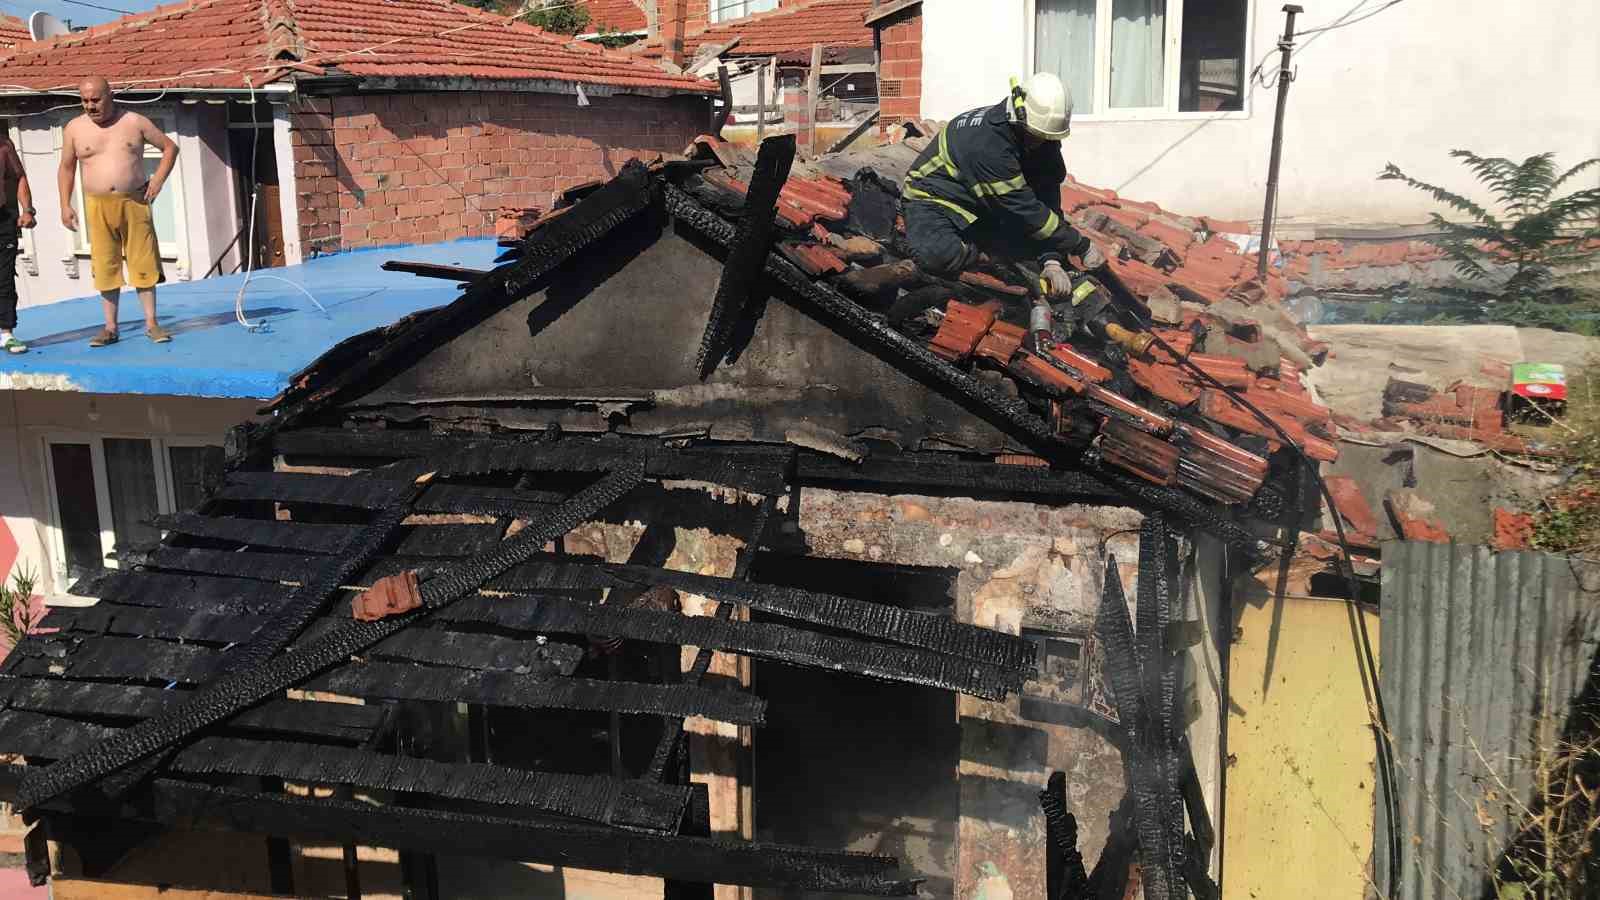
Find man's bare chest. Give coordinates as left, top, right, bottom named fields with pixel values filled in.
left=75, top=125, right=142, bottom=160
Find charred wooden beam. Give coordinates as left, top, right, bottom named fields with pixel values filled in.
left=380, top=261, right=490, bottom=282
left=0, top=766, right=917, bottom=895
left=96, top=571, right=294, bottom=616
left=15, top=463, right=645, bottom=811
left=697, top=134, right=795, bottom=378
left=495, top=559, right=1036, bottom=671
left=0, top=680, right=382, bottom=743
left=157, top=514, right=362, bottom=554
left=214, top=472, right=414, bottom=509
left=435, top=592, right=1021, bottom=700
left=145, top=547, right=323, bottom=583
left=307, top=662, right=766, bottom=726
left=0, top=712, right=689, bottom=833
left=1040, top=772, right=1089, bottom=900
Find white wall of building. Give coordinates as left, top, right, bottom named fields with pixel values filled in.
left=919, top=0, right=1600, bottom=228
left=7, top=101, right=246, bottom=311
left=0, top=390, right=260, bottom=599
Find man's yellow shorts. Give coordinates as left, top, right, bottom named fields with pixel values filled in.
left=85, top=191, right=163, bottom=293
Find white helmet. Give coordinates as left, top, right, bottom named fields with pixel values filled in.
left=1018, top=72, right=1072, bottom=140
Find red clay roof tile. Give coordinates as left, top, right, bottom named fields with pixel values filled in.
left=0, top=0, right=714, bottom=94
left=578, top=0, right=650, bottom=33
left=0, top=13, right=29, bottom=49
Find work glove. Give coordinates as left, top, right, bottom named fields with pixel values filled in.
left=1040, top=260, right=1073, bottom=298
left=1080, top=242, right=1107, bottom=270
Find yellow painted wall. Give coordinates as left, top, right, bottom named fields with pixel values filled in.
left=1223, top=592, right=1379, bottom=899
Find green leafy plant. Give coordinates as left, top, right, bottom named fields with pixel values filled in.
left=523, top=1, right=592, bottom=34
left=1532, top=359, right=1600, bottom=555
left=0, top=565, right=41, bottom=647
left=1380, top=151, right=1600, bottom=298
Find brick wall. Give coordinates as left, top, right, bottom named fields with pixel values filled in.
left=289, top=90, right=705, bottom=254
left=874, top=4, right=922, bottom=126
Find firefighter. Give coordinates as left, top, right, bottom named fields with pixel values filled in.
left=902, top=72, right=1105, bottom=299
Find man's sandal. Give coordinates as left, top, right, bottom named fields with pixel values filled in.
left=146, top=324, right=172, bottom=344
left=89, top=329, right=119, bottom=348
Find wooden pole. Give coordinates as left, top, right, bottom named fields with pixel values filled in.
left=756, top=59, right=767, bottom=142
left=805, top=43, right=823, bottom=155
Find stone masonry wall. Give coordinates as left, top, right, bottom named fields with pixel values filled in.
left=288, top=91, right=706, bottom=255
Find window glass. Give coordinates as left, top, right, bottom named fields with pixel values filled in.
left=168, top=445, right=225, bottom=512
left=709, top=0, right=776, bottom=24
left=1034, top=0, right=1097, bottom=110
left=50, top=443, right=104, bottom=581
left=1109, top=0, right=1166, bottom=108
left=1179, top=0, right=1247, bottom=111
left=103, top=438, right=161, bottom=556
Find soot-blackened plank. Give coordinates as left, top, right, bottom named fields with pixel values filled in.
left=44, top=604, right=265, bottom=645
left=290, top=625, right=583, bottom=677
left=174, top=737, right=691, bottom=832
left=145, top=548, right=322, bottom=584
left=498, top=561, right=1035, bottom=672
left=0, top=709, right=115, bottom=758
left=11, top=636, right=221, bottom=684
left=0, top=769, right=918, bottom=894
left=215, top=472, right=412, bottom=509
left=308, top=662, right=766, bottom=725
left=99, top=570, right=295, bottom=615
left=414, top=483, right=563, bottom=519
left=273, top=427, right=458, bottom=459
left=438, top=594, right=1020, bottom=700
left=160, top=514, right=362, bottom=554
left=0, top=681, right=381, bottom=743
left=391, top=523, right=505, bottom=558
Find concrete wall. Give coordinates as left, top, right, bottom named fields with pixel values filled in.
left=4, top=102, right=247, bottom=308
left=0, top=390, right=260, bottom=598
left=918, top=0, right=1600, bottom=228
left=288, top=90, right=708, bottom=256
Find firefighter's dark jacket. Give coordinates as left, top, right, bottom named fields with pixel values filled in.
left=904, top=100, right=1087, bottom=265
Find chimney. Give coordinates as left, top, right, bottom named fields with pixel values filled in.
left=662, top=0, right=687, bottom=69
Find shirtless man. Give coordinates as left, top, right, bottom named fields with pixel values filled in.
left=59, top=76, right=179, bottom=346
left=0, top=128, right=37, bottom=353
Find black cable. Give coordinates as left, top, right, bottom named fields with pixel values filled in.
left=1096, top=279, right=1404, bottom=898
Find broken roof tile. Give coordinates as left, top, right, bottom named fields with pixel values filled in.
left=632, top=0, right=874, bottom=63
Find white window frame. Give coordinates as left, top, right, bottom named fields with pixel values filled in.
left=39, top=432, right=223, bottom=589
left=52, top=109, right=188, bottom=261
left=1024, top=0, right=1256, bottom=123
left=708, top=0, right=778, bottom=24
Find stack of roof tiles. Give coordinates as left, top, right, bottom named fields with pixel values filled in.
left=0, top=0, right=715, bottom=94
left=631, top=0, right=873, bottom=63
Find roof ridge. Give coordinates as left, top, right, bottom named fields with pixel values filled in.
left=260, top=0, right=307, bottom=64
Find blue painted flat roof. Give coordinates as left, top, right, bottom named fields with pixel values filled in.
left=0, top=239, right=499, bottom=399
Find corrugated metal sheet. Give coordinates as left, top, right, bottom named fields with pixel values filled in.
left=1378, top=542, right=1600, bottom=900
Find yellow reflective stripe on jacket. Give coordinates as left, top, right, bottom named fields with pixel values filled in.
left=973, top=173, right=1028, bottom=198
left=904, top=187, right=979, bottom=224
left=1031, top=210, right=1061, bottom=240
left=937, top=127, right=959, bottom=178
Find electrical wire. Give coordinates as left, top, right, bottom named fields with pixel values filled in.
left=40, top=0, right=133, bottom=15
left=1095, top=281, right=1404, bottom=898
left=1293, top=0, right=1410, bottom=38
left=233, top=77, right=328, bottom=331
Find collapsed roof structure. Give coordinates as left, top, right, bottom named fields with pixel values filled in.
left=0, top=128, right=1352, bottom=896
